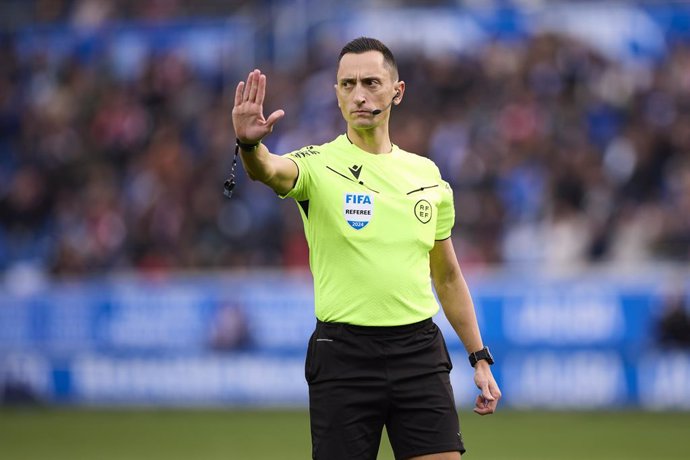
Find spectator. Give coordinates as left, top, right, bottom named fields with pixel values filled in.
left=0, top=18, right=689, bottom=276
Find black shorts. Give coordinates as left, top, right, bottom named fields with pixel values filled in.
left=305, top=318, right=465, bottom=460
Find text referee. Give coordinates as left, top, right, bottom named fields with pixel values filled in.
left=231, top=37, right=501, bottom=460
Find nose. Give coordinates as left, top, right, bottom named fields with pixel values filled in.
left=353, top=84, right=367, bottom=106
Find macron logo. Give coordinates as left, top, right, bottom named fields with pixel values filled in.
left=348, top=164, right=363, bottom=179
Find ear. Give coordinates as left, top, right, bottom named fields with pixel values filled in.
left=334, top=83, right=341, bottom=108
left=394, top=81, right=405, bottom=104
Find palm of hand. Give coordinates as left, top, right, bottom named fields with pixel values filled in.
left=232, top=69, right=285, bottom=144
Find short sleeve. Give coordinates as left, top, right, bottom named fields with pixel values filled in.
left=435, top=180, right=455, bottom=240
left=278, top=145, right=321, bottom=201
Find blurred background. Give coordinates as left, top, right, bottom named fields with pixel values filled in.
left=1, top=0, right=690, bottom=458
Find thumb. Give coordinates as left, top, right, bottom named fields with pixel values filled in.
left=265, top=109, right=285, bottom=130
left=480, top=383, right=495, bottom=401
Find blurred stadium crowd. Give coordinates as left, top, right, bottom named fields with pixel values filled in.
left=1, top=0, right=690, bottom=277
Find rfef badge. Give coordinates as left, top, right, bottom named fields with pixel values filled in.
left=414, top=199, right=432, bottom=224
left=343, top=193, right=373, bottom=230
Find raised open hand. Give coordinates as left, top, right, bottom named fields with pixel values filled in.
left=232, top=69, right=285, bottom=145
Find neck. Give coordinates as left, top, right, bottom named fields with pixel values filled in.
left=347, top=125, right=393, bottom=154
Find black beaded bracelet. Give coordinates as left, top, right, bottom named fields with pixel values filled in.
left=236, top=138, right=260, bottom=151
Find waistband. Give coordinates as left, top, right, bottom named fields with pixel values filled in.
left=316, top=318, right=433, bottom=336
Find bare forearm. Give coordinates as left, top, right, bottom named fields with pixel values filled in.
left=435, top=275, right=484, bottom=353
left=239, top=144, right=296, bottom=195
left=240, top=144, right=274, bottom=181
left=428, top=213, right=502, bottom=414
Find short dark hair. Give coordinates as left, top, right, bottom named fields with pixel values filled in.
left=338, top=37, right=398, bottom=79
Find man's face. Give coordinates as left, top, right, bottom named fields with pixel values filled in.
left=335, top=51, right=398, bottom=128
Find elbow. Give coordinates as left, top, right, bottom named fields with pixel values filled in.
left=432, top=266, right=462, bottom=294
left=432, top=263, right=459, bottom=285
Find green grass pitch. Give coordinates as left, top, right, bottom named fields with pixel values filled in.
left=1, top=408, right=688, bottom=459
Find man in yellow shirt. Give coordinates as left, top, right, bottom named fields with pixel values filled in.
left=232, top=36, right=501, bottom=460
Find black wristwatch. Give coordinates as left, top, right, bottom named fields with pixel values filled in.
left=468, top=346, right=494, bottom=367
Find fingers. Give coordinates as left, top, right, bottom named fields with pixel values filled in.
left=242, top=70, right=252, bottom=101
left=239, top=70, right=255, bottom=103
left=234, top=81, right=244, bottom=107
left=473, top=380, right=501, bottom=416
left=474, top=384, right=495, bottom=415
left=256, top=73, right=267, bottom=106
left=240, top=69, right=264, bottom=103
left=247, top=70, right=259, bottom=102
left=237, top=70, right=268, bottom=107
left=473, top=394, right=498, bottom=415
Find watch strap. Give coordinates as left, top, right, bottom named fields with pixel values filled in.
left=468, top=346, right=494, bottom=367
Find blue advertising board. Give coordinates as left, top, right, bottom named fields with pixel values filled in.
left=1, top=270, right=688, bottom=409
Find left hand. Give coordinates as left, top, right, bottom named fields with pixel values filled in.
left=473, top=360, right=501, bottom=415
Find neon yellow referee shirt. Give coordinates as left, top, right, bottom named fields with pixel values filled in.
left=281, top=134, right=455, bottom=326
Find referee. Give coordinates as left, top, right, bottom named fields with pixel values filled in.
left=231, top=37, right=501, bottom=460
